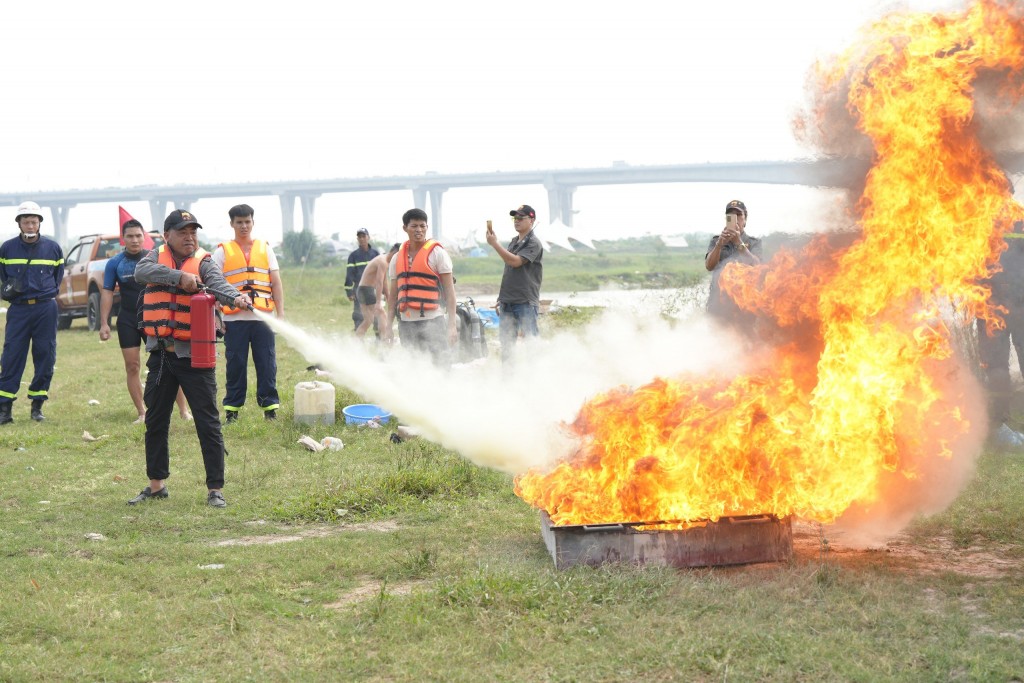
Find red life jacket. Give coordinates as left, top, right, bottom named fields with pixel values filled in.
left=141, top=246, right=210, bottom=340
left=396, top=240, right=442, bottom=316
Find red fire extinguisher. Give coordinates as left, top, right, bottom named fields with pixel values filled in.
left=190, top=288, right=218, bottom=369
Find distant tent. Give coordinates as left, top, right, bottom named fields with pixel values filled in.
left=658, top=234, right=690, bottom=248
left=539, top=220, right=576, bottom=252
left=456, top=229, right=480, bottom=251
left=468, top=246, right=488, bottom=258
left=563, top=219, right=597, bottom=250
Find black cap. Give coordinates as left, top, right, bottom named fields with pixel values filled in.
left=164, top=209, right=203, bottom=231
left=510, top=204, right=536, bottom=218
left=356, top=228, right=369, bottom=236
left=725, top=199, right=747, bottom=216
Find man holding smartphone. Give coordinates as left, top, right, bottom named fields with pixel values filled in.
left=705, top=199, right=761, bottom=325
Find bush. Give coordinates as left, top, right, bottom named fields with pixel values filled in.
left=282, top=230, right=330, bottom=266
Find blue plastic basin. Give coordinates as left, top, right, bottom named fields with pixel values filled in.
left=342, top=404, right=392, bottom=425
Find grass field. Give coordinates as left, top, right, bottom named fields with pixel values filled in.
left=1, top=258, right=1023, bottom=682
left=451, top=237, right=709, bottom=294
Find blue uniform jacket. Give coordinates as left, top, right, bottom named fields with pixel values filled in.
left=0, top=236, right=65, bottom=303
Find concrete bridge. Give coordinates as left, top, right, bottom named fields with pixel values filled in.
left=0, top=155, right=1019, bottom=244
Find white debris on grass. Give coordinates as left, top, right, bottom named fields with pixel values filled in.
left=396, top=425, right=420, bottom=441
left=297, top=435, right=325, bottom=452
left=84, top=533, right=106, bottom=541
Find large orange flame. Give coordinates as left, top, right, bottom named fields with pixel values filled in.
left=516, top=0, right=1024, bottom=528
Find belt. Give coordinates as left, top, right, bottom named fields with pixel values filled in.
left=15, top=298, right=54, bottom=305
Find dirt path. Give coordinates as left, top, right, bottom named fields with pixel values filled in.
left=791, top=521, right=1021, bottom=578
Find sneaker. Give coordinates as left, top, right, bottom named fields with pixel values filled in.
left=127, top=486, right=169, bottom=505
left=207, top=490, right=227, bottom=508
left=264, top=409, right=277, bottom=421
left=224, top=411, right=239, bottom=425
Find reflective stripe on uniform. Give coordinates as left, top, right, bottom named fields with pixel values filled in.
left=0, top=258, right=64, bottom=266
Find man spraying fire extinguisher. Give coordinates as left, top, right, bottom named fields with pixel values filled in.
left=127, top=209, right=252, bottom=509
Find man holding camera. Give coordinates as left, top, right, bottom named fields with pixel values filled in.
left=0, top=201, right=64, bottom=424
left=705, top=199, right=762, bottom=325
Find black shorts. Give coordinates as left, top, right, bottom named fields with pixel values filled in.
left=117, top=320, right=144, bottom=349
left=357, top=286, right=377, bottom=306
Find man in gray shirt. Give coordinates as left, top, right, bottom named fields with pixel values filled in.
left=128, top=209, right=252, bottom=509
left=486, top=204, right=544, bottom=363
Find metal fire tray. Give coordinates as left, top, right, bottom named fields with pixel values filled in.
left=540, top=510, right=792, bottom=569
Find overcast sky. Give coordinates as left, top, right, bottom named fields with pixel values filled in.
left=0, top=0, right=959, bottom=245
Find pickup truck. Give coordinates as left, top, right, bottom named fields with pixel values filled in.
left=57, top=232, right=163, bottom=330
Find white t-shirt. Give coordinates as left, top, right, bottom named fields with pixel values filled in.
left=387, top=243, right=453, bottom=322
left=212, top=240, right=280, bottom=322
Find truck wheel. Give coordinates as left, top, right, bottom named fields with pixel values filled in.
left=87, top=291, right=102, bottom=332
left=57, top=314, right=72, bottom=331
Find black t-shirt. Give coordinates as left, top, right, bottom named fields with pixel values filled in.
left=497, top=231, right=544, bottom=306
left=705, top=233, right=763, bottom=319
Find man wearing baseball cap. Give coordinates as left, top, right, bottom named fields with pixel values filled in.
left=486, top=204, right=544, bottom=364
left=345, top=228, right=380, bottom=332
left=704, top=199, right=761, bottom=326
left=128, top=209, right=252, bottom=509
left=0, top=201, right=64, bottom=425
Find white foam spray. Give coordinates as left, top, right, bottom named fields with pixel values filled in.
left=255, top=308, right=741, bottom=474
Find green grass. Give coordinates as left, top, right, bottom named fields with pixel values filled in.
left=1, top=257, right=1023, bottom=681
left=453, top=239, right=708, bottom=294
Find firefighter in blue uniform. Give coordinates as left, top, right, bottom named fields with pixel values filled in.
left=0, top=201, right=65, bottom=424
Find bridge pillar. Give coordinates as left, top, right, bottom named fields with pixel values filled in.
left=409, top=186, right=446, bottom=237
left=412, top=187, right=427, bottom=210
left=429, top=187, right=447, bottom=239
left=299, top=194, right=319, bottom=233
left=278, top=194, right=296, bottom=234
left=49, top=203, right=74, bottom=245
left=545, top=183, right=576, bottom=227
left=174, top=198, right=197, bottom=213
left=149, top=200, right=169, bottom=229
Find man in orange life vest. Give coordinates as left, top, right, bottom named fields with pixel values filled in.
left=383, top=208, right=458, bottom=366
left=212, top=204, right=285, bottom=423
left=128, top=210, right=252, bottom=509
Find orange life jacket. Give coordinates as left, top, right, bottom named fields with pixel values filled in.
left=141, top=246, right=210, bottom=340
left=219, top=239, right=275, bottom=314
left=396, top=240, right=442, bottom=316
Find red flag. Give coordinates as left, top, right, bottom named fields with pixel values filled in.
left=118, top=205, right=155, bottom=250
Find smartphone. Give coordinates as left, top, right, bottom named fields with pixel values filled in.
left=486, top=220, right=493, bottom=232
left=725, top=214, right=736, bottom=226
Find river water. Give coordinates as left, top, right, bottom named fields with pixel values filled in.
left=467, top=284, right=711, bottom=318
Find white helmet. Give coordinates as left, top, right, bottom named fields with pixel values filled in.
left=15, top=201, right=44, bottom=223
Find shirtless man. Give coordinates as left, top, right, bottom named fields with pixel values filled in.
left=355, top=243, right=400, bottom=339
